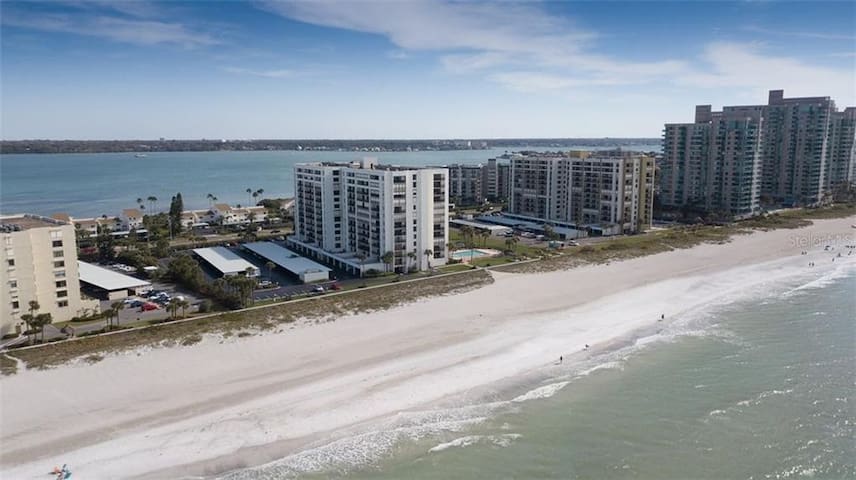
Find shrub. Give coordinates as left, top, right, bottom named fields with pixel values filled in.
left=197, top=300, right=212, bottom=313
left=181, top=334, right=202, bottom=346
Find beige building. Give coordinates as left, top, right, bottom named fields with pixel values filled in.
left=508, top=150, right=654, bottom=235
left=1, top=214, right=99, bottom=337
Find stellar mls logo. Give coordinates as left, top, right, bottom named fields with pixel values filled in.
left=789, top=232, right=855, bottom=249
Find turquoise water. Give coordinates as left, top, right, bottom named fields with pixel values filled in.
left=451, top=249, right=490, bottom=260
left=0, top=145, right=660, bottom=217
left=221, top=266, right=855, bottom=480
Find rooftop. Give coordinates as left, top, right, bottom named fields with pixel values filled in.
left=78, top=261, right=152, bottom=291
left=243, top=242, right=331, bottom=275
left=193, top=247, right=259, bottom=275
left=0, top=214, right=69, bottom=232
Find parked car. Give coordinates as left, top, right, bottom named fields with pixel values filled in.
left=312, top=285, right=325, bottom=293
left=140, top=302, right=159, bottom=311
left=130, top=300, right=144, bottom=308
left=329, top=283, right=342, bottom=291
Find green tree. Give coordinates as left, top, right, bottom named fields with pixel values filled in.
left=505, top=236, right=518, bottom=254
left=544, top=224, right=559, bottom=241
left=169, top=193, right=184, bottom=236
left=407, top=251, right=417, bottom=272
left=178, top=299, right=190, bottom=318
left=32, top=313, right=52, bottom=342
left=109, top=300, right=124, bottom=330
left=154, top=236, right=170, bottom=258
left=20, top=313, right=34, bottom=343
left=424, top=248, right=434, bottom=270
left=168, top=298, right=180, bottom=319
left=381, top=251, right=394, bottom=273
left=265, top=261, right=276, bottom=280
left=246, top=188, right=252, bottom=206
left=147, top=195, right=158, bottom=213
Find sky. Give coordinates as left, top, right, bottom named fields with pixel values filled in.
left=1, top=1, right=854, bottom=140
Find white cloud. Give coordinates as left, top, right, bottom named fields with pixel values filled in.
left=257, top=0, right=854, bottom=104
left=679, top=42, right=856, bottom=104
left=2, top=9, right=219, bottom=48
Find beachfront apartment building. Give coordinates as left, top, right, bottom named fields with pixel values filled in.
left=443, top=158, right=511, bottom=206
left=448, top=164, right=484, bottom=205
left=508, top=150, right=655, bottom=235
left=661, top=105, right=765, bottom=217
left=661, top=90, right=855, bottom=216
left=290, top=158, right=449, bottom=275
left=826, top=107, right=856, bottom=191
left=1, top=214, right=99, bottom=337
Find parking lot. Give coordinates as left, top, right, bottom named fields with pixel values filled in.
left=105, top=280, right=205, bottom=326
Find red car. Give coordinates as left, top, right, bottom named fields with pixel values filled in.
left=140, top=302, right=159, bottom=311
left=329, top=283, right=342, bottom=291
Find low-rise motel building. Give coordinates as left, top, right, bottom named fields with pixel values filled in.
left=1, top=214, right=100, bottom=337
left=290, top=158, right=449, bottom=275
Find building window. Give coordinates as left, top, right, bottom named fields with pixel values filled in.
left=56, top=280, right=67, bottom=288
left=10, top=280, right=18, bottom=289
left=54, top=260, right=65, bottom=268
left=7, top=259, right=14, bottom=267
left=52, top=240, right=63, bottom=248
left=58, top=300, right=69, bottom=308
left=55, top=270, right=66, bottom=278
left=50, top=230, right=62, bottom=239
left=56, top=290, right=68, bottom=298
left=53, top=250, right=64, bottom=258
left=12, top=301, right=20, bottom=310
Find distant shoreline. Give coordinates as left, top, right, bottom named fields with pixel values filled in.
left=0, top=138, right=661, bottom=155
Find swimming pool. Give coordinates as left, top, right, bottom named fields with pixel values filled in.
left=451, top=249, right=491, bottom=260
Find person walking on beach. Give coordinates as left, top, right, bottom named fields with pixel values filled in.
left=559, top=355, right=563, bottom=364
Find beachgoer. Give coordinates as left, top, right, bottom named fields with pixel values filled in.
left=559, top=356, right=563, bottom=364
left=584, top=344, right=590, bottom=350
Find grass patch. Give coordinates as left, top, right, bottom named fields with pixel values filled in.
left=496, top=203, right=856, bottom=274
left=8, top=269, right=494, bottom=372
left=438, top=263, right=476, bottom=272
left=180, top=334, right=203, bottom=346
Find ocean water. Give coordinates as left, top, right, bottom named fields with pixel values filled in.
left=221, top=264, right=855, bottom=480
left=0, top=145, right=659, bottom=218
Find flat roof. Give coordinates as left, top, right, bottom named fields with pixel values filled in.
left=193, top=247, right=259, bottom=275
left=1, top=214, right=68, bottom=231
left=450, top=218, right=512, bottom=230
left=243, top=242, right=331, bottom=275
left=78, top=261, right=152, bottom=291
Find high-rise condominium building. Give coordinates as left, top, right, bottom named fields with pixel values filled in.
left=448, top=164, right=484, bottom=205
left=290, top=158, right=448, bottom=275
left=1, top=215, right=98, bottom=337
left=827, top=107, right=856, bottom=191
left=662, top=105, right=764, bottom=217
left=661, top=90, right=855, bottom=216
left=508, top=150, right=655, bottom=235
left=442, top=158, right=511, bottom=206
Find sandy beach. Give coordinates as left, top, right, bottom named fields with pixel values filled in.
left=2, top=216, right=854, bottom=479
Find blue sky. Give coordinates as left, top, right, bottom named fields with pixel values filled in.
left=1, top=1, right=854, bottom=139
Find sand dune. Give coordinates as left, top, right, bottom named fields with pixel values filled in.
left=1, top=217, right=854, bottom=479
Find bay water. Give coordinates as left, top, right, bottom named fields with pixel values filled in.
left=0, top=146, right=659, bottom=218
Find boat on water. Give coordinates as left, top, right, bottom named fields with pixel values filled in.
left=134, top=153, right=147, bottom=158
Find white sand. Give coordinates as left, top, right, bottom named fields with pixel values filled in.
left=1, top=217, right=854, bottom=479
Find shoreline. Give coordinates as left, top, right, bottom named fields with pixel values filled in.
left=1, top=216, right=854, bottom=479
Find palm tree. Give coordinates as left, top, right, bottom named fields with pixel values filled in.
left=20, top=313, right=34, bottom=343
left=479, top=230, right=490, bottom=247
left=246, top=188, right=253, bottom=206
left=265, top=261, right=276, bottom=280
left=424, top=248, right=434, bottom=270
left=178, top=299, right=190, bottom=318
left=255, top=188, right=264, bottom=200
left=407, top=251, right=417, bottom=272
left=505, top=236, right=518, bottom=254
left=168, top=298, right=180, bottom=319
left=147, top=196, right=157, bottom=213
left=109, top=300, right=124, bottom=330
left=381, top=251, right=394, bottom=273
left=32, top=313, right=52, bottom=342
left=355, top=252, right=366, bottom=278
left=206, top=193, right=216, bottom=207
